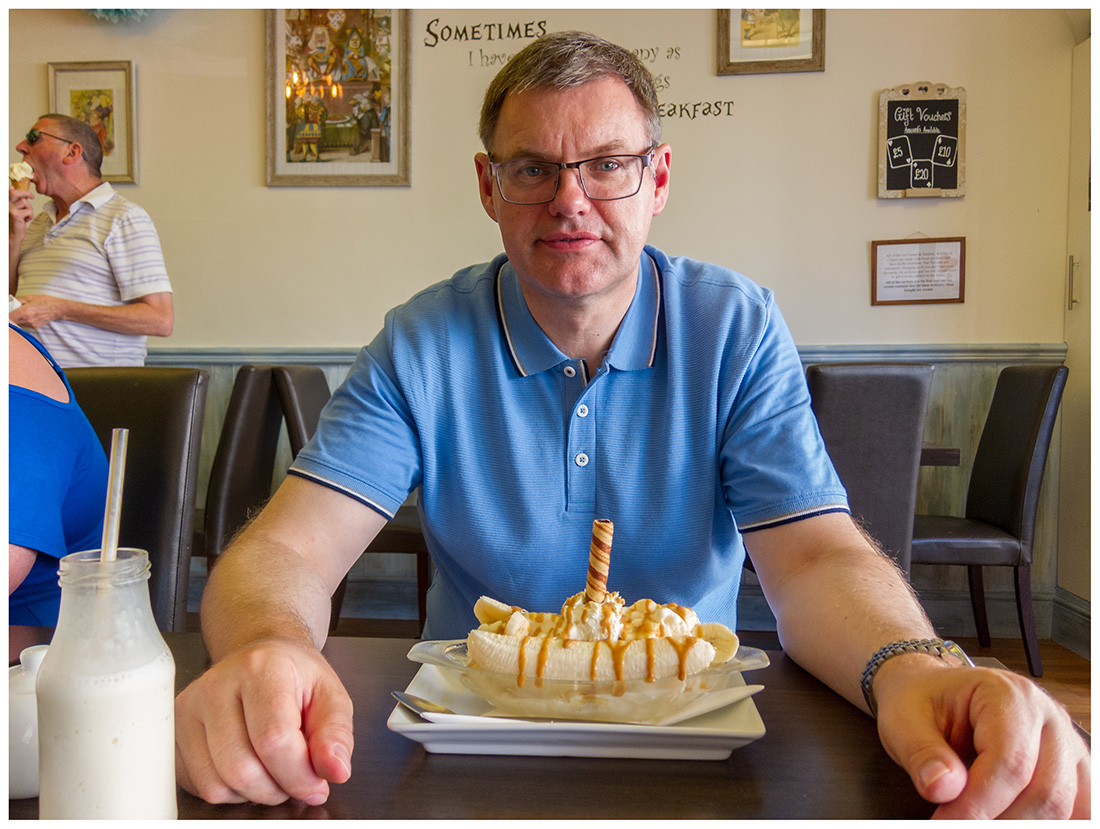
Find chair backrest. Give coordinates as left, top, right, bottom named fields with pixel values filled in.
left=66, top=367, right=209, bottom=632
left=272, top=365, right=331, bottom=456
left=274, top=364, right=430, bottom=634
left=966, top=365, right=1068, bottom=552
left=200, top=365, right=284, bottom=562
left=805, top=362, right=934, bottom=575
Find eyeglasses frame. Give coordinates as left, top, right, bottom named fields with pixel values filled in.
left=488, top=149, right=657, bottom=205
left=25, top=128, right=76, bottom=147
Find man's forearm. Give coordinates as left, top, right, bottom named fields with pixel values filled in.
left=197, top=475, right=387, bottom=663
left=9, top=241, right=21, bottom=294
left=52, top=293, right=173, bottom=336
left=749, top=513, right=936, bottom=710
left=200, top=532, right=334, bottom=662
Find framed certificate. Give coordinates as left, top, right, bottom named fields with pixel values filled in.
left=871, top=237, right=965, bottom=305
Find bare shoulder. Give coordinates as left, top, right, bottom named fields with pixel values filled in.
left=8, top=327, right=68, bottom=401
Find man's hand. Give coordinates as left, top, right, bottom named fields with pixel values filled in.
left=874, top=659, right=1090, bottom=819
left=9, top=186, right=33, bottom=235
left=9, top=294, right=65, bottom=328
left=9, top=187, right=33, bottom=293
left=174, top=638, right=354, bottom=806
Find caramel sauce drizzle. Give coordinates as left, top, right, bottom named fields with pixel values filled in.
left=510, top=598, right=700, bottom=686
left=517, top=635, right=529, bottom=688
left=669, top=636, right=698, bottom=681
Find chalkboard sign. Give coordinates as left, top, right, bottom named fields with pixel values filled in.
left=878, top=82, right=966, bottom=198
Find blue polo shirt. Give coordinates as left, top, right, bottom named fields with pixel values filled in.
left=291, top=245, right=847, bottom=638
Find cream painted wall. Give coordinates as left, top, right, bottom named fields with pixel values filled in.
left=9, top=9, right=1077, bottom=349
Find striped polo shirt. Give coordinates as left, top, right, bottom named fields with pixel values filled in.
left=291, top=246, right=848, bottom=638
left=16, top=183, right=172, bottom=367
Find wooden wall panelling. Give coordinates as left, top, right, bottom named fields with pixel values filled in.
left=151, top=344, right=1078, bottom=641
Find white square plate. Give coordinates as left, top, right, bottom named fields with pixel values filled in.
left=386, top=664, right=766, bottom=760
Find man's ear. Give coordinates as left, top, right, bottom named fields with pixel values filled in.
left=651, top=143, right=672, bottom=217
left=474, top=152, right=500, bottom=223
left=62, top=142, right=85, bottom=167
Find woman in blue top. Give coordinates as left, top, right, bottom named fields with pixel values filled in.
left=9, top=322, right=108, bottom=624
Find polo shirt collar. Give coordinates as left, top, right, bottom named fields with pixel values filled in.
left=496, top=251, right=661, bottom=378
left=43, top=182, right=115, bottom=221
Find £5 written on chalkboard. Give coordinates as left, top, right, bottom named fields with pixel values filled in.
left=878, top=82, right=966, bottom=198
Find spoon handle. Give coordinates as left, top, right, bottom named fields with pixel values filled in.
left=391, top=691, right=528, bottom=724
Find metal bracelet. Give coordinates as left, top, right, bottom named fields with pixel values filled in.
left=860, top=638, right=974, bottom=718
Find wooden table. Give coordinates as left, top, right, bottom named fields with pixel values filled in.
left=9, top=627, right=935, bottom=820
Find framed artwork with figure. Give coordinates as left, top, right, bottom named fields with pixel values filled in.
left=265, top=9, right=410, bottom=186
left=717, top=10, right=825, bottom=75
left=48, top=60, right=136, bottom=184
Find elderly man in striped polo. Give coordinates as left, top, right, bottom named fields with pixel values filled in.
left=9, top=113, right=173, bottom=367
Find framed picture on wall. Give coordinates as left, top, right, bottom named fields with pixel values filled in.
left=871, top=237, right=966, bottom=305
left=717, top=10, right=825, bottom=75
left=47, top=60, right=136, bottom=183
left=265, top=9, right=410, bottom=187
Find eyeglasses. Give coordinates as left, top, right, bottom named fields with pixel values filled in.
left=489, top=151, right=655, bottom=205
left=25, top=128, right=75, bottom=147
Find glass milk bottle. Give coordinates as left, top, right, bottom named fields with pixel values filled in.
left=36, top=548, right=177, bottom=819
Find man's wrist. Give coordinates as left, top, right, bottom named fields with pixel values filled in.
left=861, top=638, right=974, bottom=718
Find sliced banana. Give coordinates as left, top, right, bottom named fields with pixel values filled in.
left=699, top=622, right=740, bottom=666
left=473, top=595, right=515, bottom=625
left=468, top=629, right=718, bottom=682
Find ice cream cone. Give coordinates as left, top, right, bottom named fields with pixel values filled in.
left=584, top=519, right=614, bottom=604
left=10, top=162, right=34, bottom=191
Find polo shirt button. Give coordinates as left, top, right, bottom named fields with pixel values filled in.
left=564, top=366, right=576, bottom=378
left=575, top=452, right=589, bottom=467
left=577, top=405, right=589, bottom=418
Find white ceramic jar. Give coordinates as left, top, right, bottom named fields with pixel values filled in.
left=9, top=644, right=48, bottom=799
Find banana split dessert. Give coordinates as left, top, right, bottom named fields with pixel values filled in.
left=467, top=519, right=740, bottom=687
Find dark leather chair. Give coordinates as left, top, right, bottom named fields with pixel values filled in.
left=66, top=367, right=209, bottom=632
left=805, top=362, right=934, bottom=577
left=273, top=365, right=430, bottom=636
left=193, top=365, right=284, bottom=565
left=911, top=364, right=1068, bottom=677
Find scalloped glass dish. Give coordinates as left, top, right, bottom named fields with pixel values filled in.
left=407, top=639, right=770, bottom=724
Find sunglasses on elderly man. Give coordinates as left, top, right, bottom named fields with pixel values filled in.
left=25, top=128, right=75, bottom=146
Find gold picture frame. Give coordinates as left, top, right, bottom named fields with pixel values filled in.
left=717, top=10, right=825, bottom=75
left=265, top=9, right=410, bottom=187
left=47, top=60, right=136, bottom=184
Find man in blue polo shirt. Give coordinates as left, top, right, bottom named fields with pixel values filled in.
left=175, top=31, right=1089, bottom=819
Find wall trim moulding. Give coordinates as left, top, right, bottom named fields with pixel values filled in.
left=147, top=342, right=1069, bottom=367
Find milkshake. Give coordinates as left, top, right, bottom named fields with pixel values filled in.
left=36, top=549, right=177, bottom=819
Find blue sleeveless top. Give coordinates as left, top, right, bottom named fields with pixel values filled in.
left=9, top=324, right=109, bottom=624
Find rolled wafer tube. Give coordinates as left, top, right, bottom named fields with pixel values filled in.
left=584, top=519, right=614, bottom=603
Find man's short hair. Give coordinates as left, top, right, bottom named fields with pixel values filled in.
left=478, top=30, right=662, bottom=154
left=39, top=113, right=104, bottom=177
